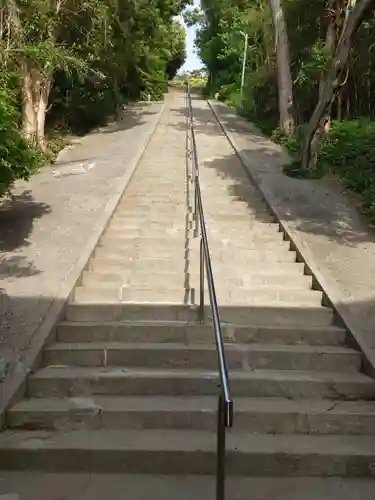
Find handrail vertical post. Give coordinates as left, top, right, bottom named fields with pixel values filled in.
left=216, top=394, right=226, bottom=500
left=199, top=237, right=205, bottom=323
left=194, top=178, right=199, bottom=237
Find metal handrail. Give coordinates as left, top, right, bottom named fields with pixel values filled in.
left=185, top=83, right=233, bottom=500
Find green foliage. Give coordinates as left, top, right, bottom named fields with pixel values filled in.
left=0, top=0, right=189, bottom=194
left=191, top=0, right=375, bottom=221
left=48, top=71, right=124, bottom=134
left=0, top=84, right=42, bottom=195
left=317, top=120, right=375, bottom=220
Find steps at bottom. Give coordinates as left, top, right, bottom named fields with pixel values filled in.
left=2, top=429, right=375, bottom=476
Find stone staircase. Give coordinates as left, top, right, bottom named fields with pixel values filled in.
left=2, top=91, right=375, bottom=479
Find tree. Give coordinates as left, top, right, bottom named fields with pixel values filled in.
left=0, top=0, right=190, bottom=150
left=0, top=0, right=189, bottom=194
left=269, top=0, right=295, bottom=135
left=2, top=0, right=107, bottom=151
left=165, top=22, right=187, bottom=80
left=301, top=0, right=375, bottom=171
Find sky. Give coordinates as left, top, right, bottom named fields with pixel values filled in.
left=179, top=0, right=203, bottom=72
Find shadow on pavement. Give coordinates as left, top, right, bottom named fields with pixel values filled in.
left=0, top=191, right=51, bottom=252
left=203, top=149, right=375, bottom=248
left=91, top=105, right=158, bottom=136
left=0, top=191, right=51, bottom=279
left=191, top=102, right=375, bottom=248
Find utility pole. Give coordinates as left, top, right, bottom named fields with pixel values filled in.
left=239, top=31, right=248, bottom=108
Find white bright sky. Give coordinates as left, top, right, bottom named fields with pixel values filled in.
left=179, top=0, right=203, bottom=72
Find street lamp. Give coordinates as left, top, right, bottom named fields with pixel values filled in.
left=239, top=31, right=248, bottom=109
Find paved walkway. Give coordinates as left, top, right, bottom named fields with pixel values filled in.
left=190, top=97, right=323, bottom=313
left=74, top=91, right=190, bottom=304
left=2, top=89, right=363, bottom=384
left=2, top=90, right=375, bottom=498
left=66, top=91, right=332, bottom=332
left=0, top=102, right=163, bottom=385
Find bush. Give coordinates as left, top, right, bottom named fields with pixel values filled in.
left=0, top=87, right=42, bottom=197
left=48, top=72, right=124, bottom=135
left=271, top=126, right=300, bottom=154
left=240, top=67, right=279, bottom=136
left=317, top=119, right=375, bottom=220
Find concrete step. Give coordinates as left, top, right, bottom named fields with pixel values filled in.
left=124, top=187, right=187, bottom=194
left=118, top=200, right=191, bottom=210
left=73, top=286, right=187, bottom=304
left=99, top=236, right=189, bottom=249
left=102, top=233, right=187, bottom=246
left=199, top=199, right=265, bottom=210
left=88, top=258, right=306, bottom=277
left=27, top=366, right=375, bottom=399
left=65, top=303, right=334, bottom=326
left=100, top=232, right=286, bottom=249
left=206, top=231, right=286, bottom=243
left=111, top=214, right=189, bottom=224
left=2, top=429, right=375, bottom=476
left=110, top=218, right=279, bottom=231
left=95, top=246, right=296, bottom=263
left=56, top=321, right=347, bottom=346
left=104, top=227, right=187, bottom=239
left=42, top=342, right=360, bottom=372
left=73, top=286, right=323, bottom=306
left=8, top=396, right=375, bottom=435
left=200, top=186, right=262, bottom=198
left=0, top=473, right=374, bottom=500
left=108, top=219, right=188, bottom=232
left=205, top=219, right=280, bottom=230
left=122, top=196, right=186, bottom=204
left=125, top=183, right=187, bottom=189
left=89, top=257, right=188, bottom=274
left=115, top=206, right=188, bottom=215
left=118, top=199, right=258, bottom=211
left=88, top=257, right=304, bottom=275
left=105, top=226, right=282, bottom=242
left=113, top=212, right=274, bottom=224
left=95, top=246, right=188, bottom=261
left=81, top=271, right=189, bottom=288
left=99, top=235, right=289, bottom=251
left=198, top=249, right=297, bottom=264
left=104, top=227, right=285, bottom=244
left=205, top=227, right=283, bottom=240
left=118, top=204, right=189, bottom=214
left=205, top=212, right=275, bottom=223
left=94, top=246, right=188, bottom=260
left=81, top=270, right=312, bottom=289
left=196, top=287, right=321, bottom=305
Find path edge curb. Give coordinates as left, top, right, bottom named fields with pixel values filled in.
left=0, top=100, right=166, bottom=425
left=208, top=99, right=375, bottom=377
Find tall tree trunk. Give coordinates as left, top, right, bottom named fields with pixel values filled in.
left=21, top=63, right=38, bottom=145
left=36, top=79, right=52, bottom=152
left=21, top=63, right=52, bottom=152
left=269, top=0, right=295, bottom=136
left=301, top=0, right=375, bottom=172
left=337, top=89, right=343, bottom=120
left=320, top=0, right=339, bottom=133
